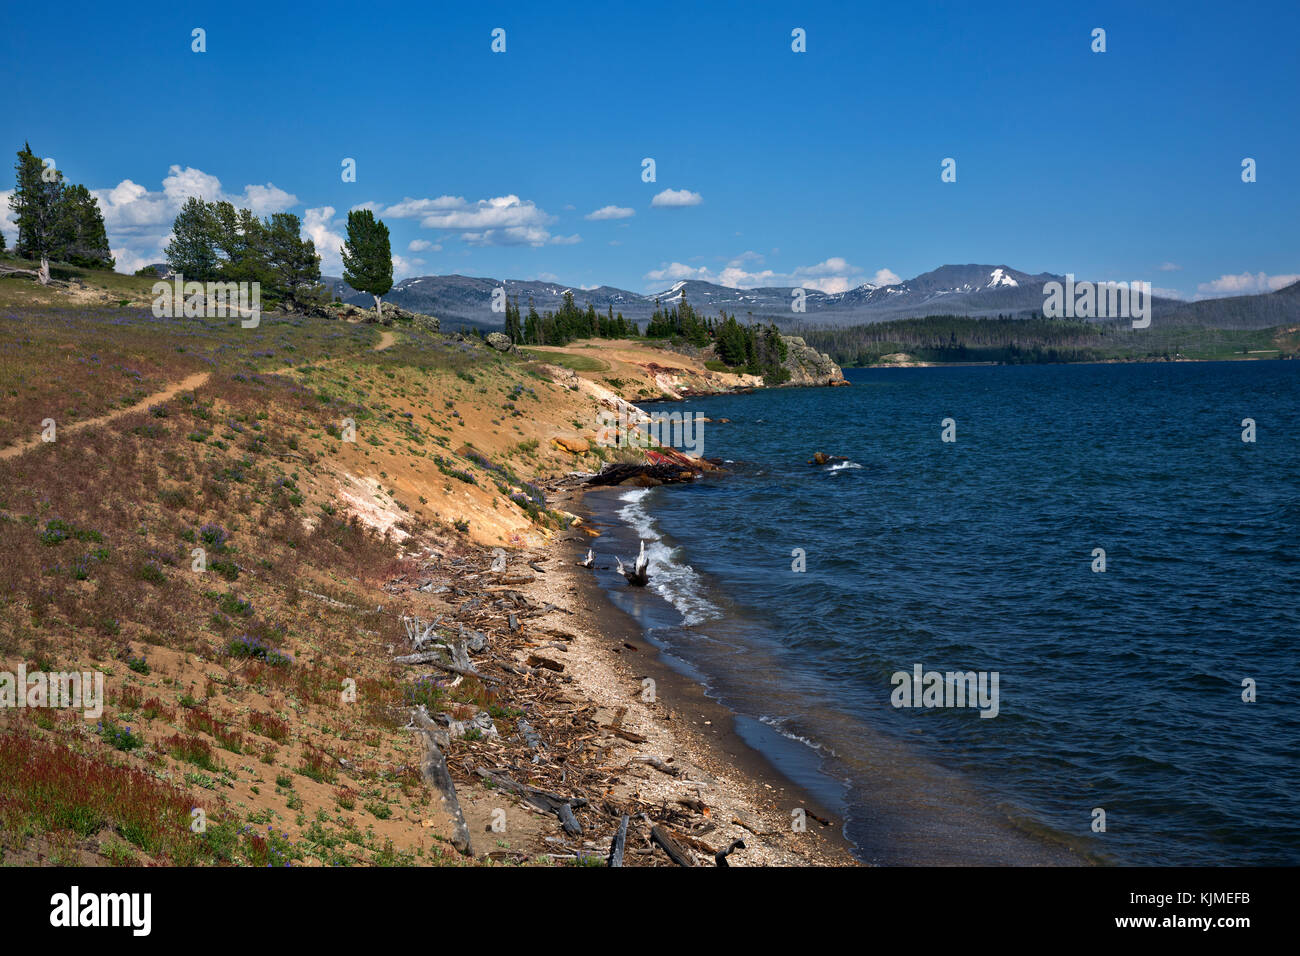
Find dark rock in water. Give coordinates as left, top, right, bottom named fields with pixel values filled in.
left=809, top=452, right=848, bottom=465
left=585, top=463, right=700, bottom=487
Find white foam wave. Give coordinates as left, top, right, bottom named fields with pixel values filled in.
left=758, top=715, right=837, bottom=757
left=826, top=460, right=862, bottom=472
left=616, top=488, right=722, bottom=627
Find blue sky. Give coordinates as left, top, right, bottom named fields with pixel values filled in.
left=3, top=0, right=1296, bottom=299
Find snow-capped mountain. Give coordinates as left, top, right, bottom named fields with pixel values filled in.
left=323, top=264, right=1188, bottom=330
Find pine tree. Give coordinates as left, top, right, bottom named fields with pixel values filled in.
left=504, top=296, right=523, bottom=343
left=165, top=197, right=222, bottom=281
left=341, top=208, right=393, bottom=318
left=264, top=212, right=321, bottom=307
left=10, top=143, right=63, bottom=281
left=524, top=298, right=540, bottom=344
left=54, top=184, right=113, bottom=269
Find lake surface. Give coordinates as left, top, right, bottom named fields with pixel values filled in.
left=586, top=361, right=1300, bottom=865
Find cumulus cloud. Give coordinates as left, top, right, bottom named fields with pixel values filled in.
left=408, top=239, right=440, bottom=252
left=80, top=165, right=298, bottom=273
left=159, top=165, right=296, bottom=215
left=650, top=188, right=702, bottom=208
left=303, top=206, right=348, bottom=275
left=585, top=205, right=635, bottom=220
left=383, top=194, right=563, bottom=246
left=644, top=262, right=709, bottom=283
left=111, top=247, right=155, bottom=275
left=0, top=190, right=16, bottom=244
left=644, top=254, right=880, bottom=294
left=1196, top=271, right=1300, bottom=297
left=391, top=255, right=425, bottom=280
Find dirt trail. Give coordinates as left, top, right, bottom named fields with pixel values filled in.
left=0, top=371, right=211, bottom=460
left=1, top=330, right=394, bottom=460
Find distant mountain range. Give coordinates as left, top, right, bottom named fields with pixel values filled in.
left=322, top=264, right=1300, bottom=332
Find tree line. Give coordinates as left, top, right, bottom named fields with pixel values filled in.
left=646, top=292, right=789, bottom=382
left=166, top=201, right=394, bottom=317
left=799, top=314, right=1130, bottom=365
left=5, top=143, right=114, bottom=273
left=164, top=197, right=327, bottom=311
left=504, top=288, right=790, bottom=383
left=503, top=290, right=640, bottom=346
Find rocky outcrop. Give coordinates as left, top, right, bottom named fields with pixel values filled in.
left=780, top=336, right=847, bottom=386
left=319, top=300, right=440, bottom=331
left=552, top=436, right=590, bottom=455
left=485, top=332, right=514, bottom=352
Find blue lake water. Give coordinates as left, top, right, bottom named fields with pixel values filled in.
left=587, top=361, right=1300, bottom=865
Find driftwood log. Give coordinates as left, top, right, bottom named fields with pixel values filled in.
left=392, top=649, right=498, bottom=684
left=475, top=767, right=586, bottom=835
left=650, top=825, right=695, bottom=867
left=584, top=463, right=700, bottom=487
left=633, top=755, right=681, bottom=777
left=608, top=815, right=630, bottom=867
left=716, top=838, right=746, bottom=867
left=412, top=708, right=473, bottom=856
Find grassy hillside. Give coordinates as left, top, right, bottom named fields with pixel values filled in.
left=0, top=277, right=673, bottom=865
left=0, top=267, right=789, bottom=866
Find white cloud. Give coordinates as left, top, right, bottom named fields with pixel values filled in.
left=585, top=205, right=635, bottom=220
left=1159, top=262, right=1181, bottom=272
left=408, top=239, right=440, bottom=252
left=1196, top=271, right=1300, bottom=297
left=384, top=194, right=560, bottom=246
left=391, top=255, right=425, bottom=280
left=111, top=247, right=155, bottom=275
left=644, top=262, right=709, bottom=283
left=0, top=190, right=16, bottom=243
left=160, top=165, right=296, bottom=215
left=78, top=165, right=298, bottom=273
left=303, top=206, right=348, bottom=276
left=644, top=254, right=881, bottom=294
left=650, top=188, right=702, bottom=208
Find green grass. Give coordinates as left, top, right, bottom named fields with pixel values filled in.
left=519, top=348, right=608, bottom=372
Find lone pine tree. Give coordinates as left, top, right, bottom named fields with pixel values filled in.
left=341, top=208, right=393, bottom=319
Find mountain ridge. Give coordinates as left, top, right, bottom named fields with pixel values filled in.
left=322, top=264, right=1295, bottom=332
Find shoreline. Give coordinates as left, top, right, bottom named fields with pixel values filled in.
left=843, top=353, right=1296, bottom=370
left=532, top=480, right=860, bottom=866
left=571, top=395, right=1097, bottom=867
